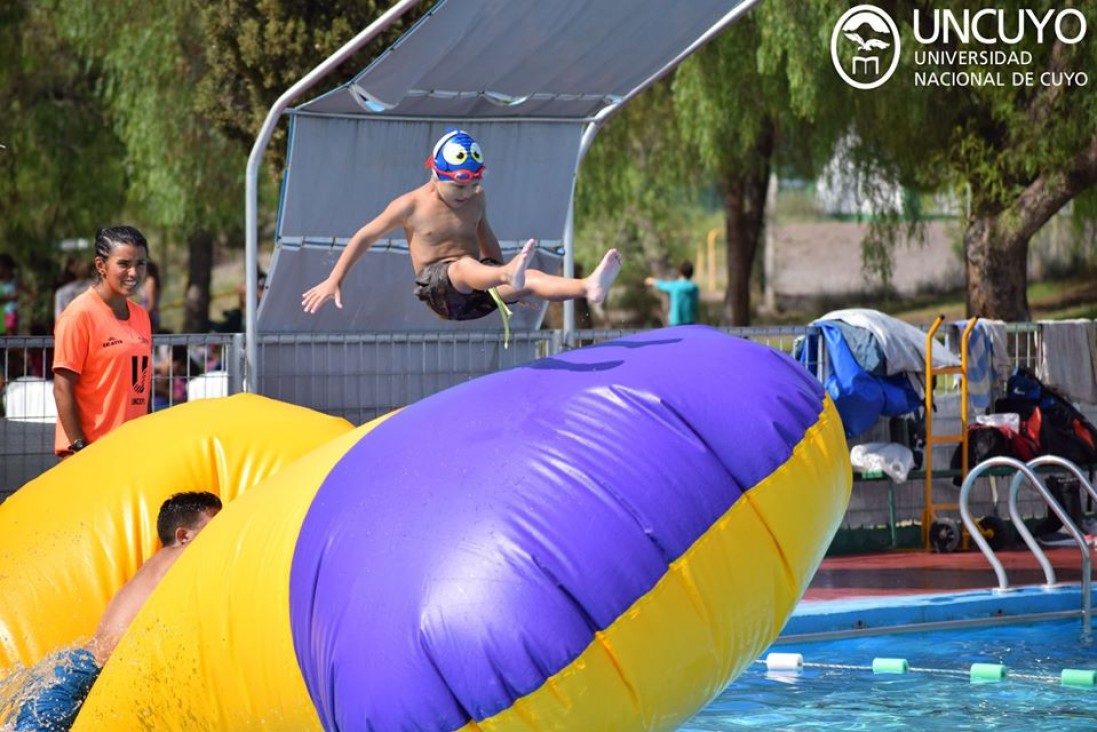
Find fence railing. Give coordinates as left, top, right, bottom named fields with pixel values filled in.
left=0, top=322, right=1070, bottom=518
left=1, top=333, right=243, bottom=496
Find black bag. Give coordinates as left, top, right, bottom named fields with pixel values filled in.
left=1032, top=475, right=1084, bottom=536
left=1003, top=367, right=1097, bottom=465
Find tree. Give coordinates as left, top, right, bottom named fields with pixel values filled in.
left=587, top=2, right=1097, bottom=326
left=580, top=5, right=848, bottom=327
left=46, top=0, right=246, bottom=332
left=197, top=1, right=427, bottom=172
left=575, top=79, right=703, bottom=325
left=673, top=24, right=780, bottom=327
left=39, top=1, right=425, bottom=334
left=839, top=1, right=1097, bottom=320
left=0, top=2, right=127, bottom=330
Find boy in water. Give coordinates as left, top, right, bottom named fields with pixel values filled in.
left=13, top=491, right=222, bottom=731
left=301, top=129, right=622, bottom=321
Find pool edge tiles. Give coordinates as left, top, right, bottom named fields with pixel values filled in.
left=781, top=584, right=1097, bottom=640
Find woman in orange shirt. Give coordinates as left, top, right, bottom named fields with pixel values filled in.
left=52, top=226, right=153, bottom=457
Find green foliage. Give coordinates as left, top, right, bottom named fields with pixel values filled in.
left=0, top=1, right=127, bottom=328
left=45, top=0, right=244, bottom=234
left=197, top=0, right=426, bottom=169
left=674, top=16, right=775, bottom=176
left=575, top=79, right=704, bottom=278
left=848, top=0, right=1097, bottom=214
left=575, top=7, right=850, bottom=324
left=778, top=0, right=1097, bottom=305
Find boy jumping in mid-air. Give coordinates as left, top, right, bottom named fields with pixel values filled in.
left=301, top=129, right=622, bottom=321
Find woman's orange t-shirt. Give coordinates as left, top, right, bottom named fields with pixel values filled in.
left=52, top=288, right=152, bottom=453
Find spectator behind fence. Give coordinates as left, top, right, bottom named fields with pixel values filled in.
left=54, top=259, right=95, bottom=321
left=152, top=343, right=194, bottom=411
left=0, top=252, right=20, bottom=334
left=645, top=260, right=700, bottom=326
left=52, top=226, right=153, bottom=458
left=11, top=491, right=222, bottom=732
left=211, top=270, right=266, bottom=334
left=139, top=259, right=162, bottom=332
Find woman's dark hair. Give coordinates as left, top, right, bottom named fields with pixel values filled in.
left=156, top=491, right=222, bottom=545
left=94, top=226, right=148, bottom=261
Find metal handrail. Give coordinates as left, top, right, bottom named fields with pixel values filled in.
left=1009, top=455, right=1095, bottom=640
left=959, top=455, right=1092, bottom=640
left=959, top=457, right=1041, bottom=593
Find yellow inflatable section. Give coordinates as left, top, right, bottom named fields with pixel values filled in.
left=0, top=394, right=354, bottom=675
left=72, top=413, right=396, bottom=731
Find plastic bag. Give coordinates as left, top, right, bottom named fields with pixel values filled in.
left=851, top=442, right=916, bottom=483
left=976, top=412, right=1020, bottom=433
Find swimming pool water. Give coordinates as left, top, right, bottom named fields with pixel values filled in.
left=685, top=619, right=1097, bottom=731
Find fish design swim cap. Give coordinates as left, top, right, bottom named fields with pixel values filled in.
left=427, top=129, right=485, bottom=183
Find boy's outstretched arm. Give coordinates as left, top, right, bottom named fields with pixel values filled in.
left=302, top=197, right=410, bottom=313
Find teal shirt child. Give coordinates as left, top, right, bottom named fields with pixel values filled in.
left=653, top=279, right=700, bottom=325
left=647, top=261, right=700, bottom=326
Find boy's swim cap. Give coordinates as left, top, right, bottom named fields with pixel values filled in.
left=427, top=129, right=485, bottom=183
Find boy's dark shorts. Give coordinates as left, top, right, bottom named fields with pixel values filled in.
left=14, top=647, right=102, bottom=731
left=414, top=258, right=502, bottom=321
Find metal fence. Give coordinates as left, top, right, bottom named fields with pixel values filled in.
left=1, top=333, right=243, bottom=497
left=255, top=331, right=561, bottom=425
left=0, top=321, right=1083, bottom=535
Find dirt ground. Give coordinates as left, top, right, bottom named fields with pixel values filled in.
left=768, top=220, right=964, bottom=302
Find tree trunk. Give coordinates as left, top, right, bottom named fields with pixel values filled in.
left=722, top=121, right=775, bottom=326
left=963, top=217, right=1031, bottom=321
left=965, top=136, right=1097, bottom=320
left=182, top=229, right=214, bottom=333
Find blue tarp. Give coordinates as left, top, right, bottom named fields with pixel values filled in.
left=798, top=322, right=921, bottom=438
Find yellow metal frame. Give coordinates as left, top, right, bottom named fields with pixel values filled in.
left=921, top=315, right=979, bottom=549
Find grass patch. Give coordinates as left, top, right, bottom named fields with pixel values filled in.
left=755, top=272, right=1097, bottom=326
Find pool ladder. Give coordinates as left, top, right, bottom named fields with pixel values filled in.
left=958, top=455, right=1095, bottom=640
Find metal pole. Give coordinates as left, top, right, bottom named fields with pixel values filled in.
left=558, top=0, right=761, bottom=348
left=561, top=121, right=603, bottom=347
left=244, top=0, right=423, bottom=391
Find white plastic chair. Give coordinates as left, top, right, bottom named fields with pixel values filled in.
left=186, top=371, right=229, bottom=401
left=2, top=378, right=58, bottom=423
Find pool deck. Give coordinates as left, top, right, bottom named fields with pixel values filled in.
left=786, top=546, right=1096, bottom=639
left=804, top=546, right=1093, bottom=602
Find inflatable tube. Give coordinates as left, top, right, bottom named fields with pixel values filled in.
left=7, top=326, right=851, bottom=730
left=0, top=394, right=355, bottom=674
left=92, top=326, right=848, bottom=729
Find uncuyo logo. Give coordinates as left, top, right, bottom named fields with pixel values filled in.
left=831, top=4, right=902, bottom=89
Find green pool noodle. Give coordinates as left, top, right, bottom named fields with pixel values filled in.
left=1061, top=669, right=1097, bottom=687
left=872, top=658, right=909, bottom=674
left=970, top=662, right=1007, bottom=682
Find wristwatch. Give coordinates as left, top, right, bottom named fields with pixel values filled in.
left=69, top=438, right=88, bottom=453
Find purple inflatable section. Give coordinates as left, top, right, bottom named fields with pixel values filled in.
left=289, top=326, right=825, bottom=730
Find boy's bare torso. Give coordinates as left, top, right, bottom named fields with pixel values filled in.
left=400, top=181, right=486, bottom=274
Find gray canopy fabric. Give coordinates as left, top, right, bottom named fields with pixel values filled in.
left=276, top=118, right=581, bottom=244
left=259, top=0, right=757, bottom=334
left=299, top=0, right=752, bottom=119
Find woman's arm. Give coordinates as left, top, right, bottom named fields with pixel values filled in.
left=53, top=368, right=86, bottom=447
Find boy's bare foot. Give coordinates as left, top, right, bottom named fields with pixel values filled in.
left=502, top=239, right=536, bottom=292
left=585, top=249, right=622, bottom=304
